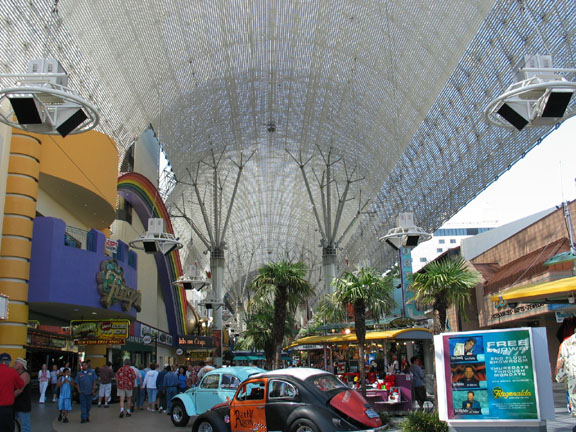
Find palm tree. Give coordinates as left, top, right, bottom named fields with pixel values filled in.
left=410, top=255, right=480, bottom=410
left=330, top=267, right=395, bottom=396
left=236, top=301, right=297, bottom=369
left=410, top=255, right=480, bottom=335
left=249, top=260, right=314, bottom=369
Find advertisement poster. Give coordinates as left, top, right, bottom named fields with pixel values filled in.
left=443, top=329, right=538, bottom=420
left=71, top=320, right=130, bottom=345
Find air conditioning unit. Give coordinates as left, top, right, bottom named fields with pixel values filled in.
left=514, top=54, right=554, bottom=82
left=26, top=59, right=68, bottom=86
left=396, top=212, right=415, bottom=229
left=147, top=218, right=165, bottom=234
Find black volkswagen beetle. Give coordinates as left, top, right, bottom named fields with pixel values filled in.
left=191, top=368, right=387, bottom=432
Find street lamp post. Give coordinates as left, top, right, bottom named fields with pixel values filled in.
left=143, top=333, right=158, bottom=365
left=379, top=213, right=431, bottom=318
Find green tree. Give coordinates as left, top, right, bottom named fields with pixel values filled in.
left=410, top=255, right=481, bottom=412
left=330, top=267, right=395, bottom=396
left=249, top=260, right=314, bottom=369
left=236, top=301, right=297, bottom=369
left=410, top=256, right=480, bottom=335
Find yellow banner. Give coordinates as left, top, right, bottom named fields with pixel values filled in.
left=71, top=320, right=130, bottom=344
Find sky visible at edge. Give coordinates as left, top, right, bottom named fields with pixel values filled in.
left=447, top=116, right=576, bottom=227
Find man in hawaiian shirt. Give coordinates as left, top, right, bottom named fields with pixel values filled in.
left=116, top=358, right=137, bottom=418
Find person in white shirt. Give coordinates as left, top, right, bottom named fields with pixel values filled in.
left=142, top=363, right=159, bottom=411
left=388, top=355, right=399, bottom=374
left=197, top=360, right=215, bottom=381
left=38, top=364, right=50, bottom=403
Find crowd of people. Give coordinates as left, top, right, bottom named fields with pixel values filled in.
left=0, top=353, right=216, bottom=431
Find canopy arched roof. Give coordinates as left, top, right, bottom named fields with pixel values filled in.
left=2, top=0, right=575, bottom=306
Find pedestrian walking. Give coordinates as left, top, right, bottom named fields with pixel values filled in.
left=49, top=364, right=59, bottom=402
left=97, top=361, right=114, bottom=407
left=57, top=368, right=74, bottom=423
left=116, top=358, right=137, bottom=418
left=38, top=363, right=50, bottom=403
left=13, top=358, right=31, bottom=432
left=130, top=363, right=141, bottom=412
left=163, top=366, right=179, bottom=415
left=137, top=365, right=147, bottom=410
left=410, top=356, right=427, bottom=410
left=156, top=364, right=168, bottom=413
left=75, top=361, right=97, bottom=423
left=142, top=363, right=158, bottom=411
left=0, top=353, right=25, bottom=432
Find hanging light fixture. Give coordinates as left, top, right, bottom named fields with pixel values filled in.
left=485, top=55, right=576, bottom=131
left=0, top=59, right=99, bottom=137
left=173, top=264, right=211, bottom=291
left=199, top=293, right=224, bottom=310
left=379, top=213, right=432, bottom=250
left=379, top=212, right=431, bottom=319
left=129, top=218, right=183, bottom=256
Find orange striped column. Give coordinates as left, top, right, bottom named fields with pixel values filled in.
left=0, top=132, right=40, bottom=360
left=84, top=345, right=107, bottom=368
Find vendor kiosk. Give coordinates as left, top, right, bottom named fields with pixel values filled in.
left=286, top=327, right=433, bottom=413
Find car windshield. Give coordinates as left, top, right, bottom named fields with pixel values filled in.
left=308, top=374, right=347, bottom=392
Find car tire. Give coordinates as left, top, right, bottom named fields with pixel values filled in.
left=170, top=400, right=190, bottom=427
left=193, top=412, right=227, bottom=432
left=290, top=418, right=320, bottom=432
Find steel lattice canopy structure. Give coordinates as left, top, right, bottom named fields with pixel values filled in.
left=2, top=1, right=576, bottom=308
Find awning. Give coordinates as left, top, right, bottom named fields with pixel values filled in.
left=315, top=317, right=421, bottom=331
left=285, top=327, right=432, bottom=349
left=233, top=355, right=262, bottom=361
left=490, top=276, right=576, bottom=304
left=233, top=354, right=291, bottom=361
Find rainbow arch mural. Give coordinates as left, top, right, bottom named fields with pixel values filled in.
left=118, top=172, right=188, bottom=336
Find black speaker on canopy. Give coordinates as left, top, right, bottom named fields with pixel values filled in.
left=385, top=239, right=399, bottom=251
left=9, top=96, right=43, bottom=124
left=497, top=103, right=529, bottom=131
left=541, top=91, right=573, bottom=118
left=143, top=240, right=158, bottom=253
left=404, top=235, right=421, bottom=247
left=56, top=108, right=88, bottom=137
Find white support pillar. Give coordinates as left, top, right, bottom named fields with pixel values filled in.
left=211, top=252, right=224, bottom=367
left=323, top=247, right=337, bottom=294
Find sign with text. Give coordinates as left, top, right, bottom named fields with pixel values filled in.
left=105, top=238, right=118, bottom=254
left=438, top=328, right=540, bottom=421
left=140, top=324, right=172, bottom=346
left=97, top=259, right=142, bottom=312
left=71, top=320, right=129, bottom=345
left=178, top=335, right=214, bottom=349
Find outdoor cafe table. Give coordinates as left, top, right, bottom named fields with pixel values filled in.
left=363, top=375, right=413, bottom=413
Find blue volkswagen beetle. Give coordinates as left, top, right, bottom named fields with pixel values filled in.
left=170, top=366, right=265, bottom=427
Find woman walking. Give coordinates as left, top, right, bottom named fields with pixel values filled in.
left=38, top=364, right=50, bottom=403
left=143, top=363, right=159, bottom=411
left=49, top=364, right=59, bottom=402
